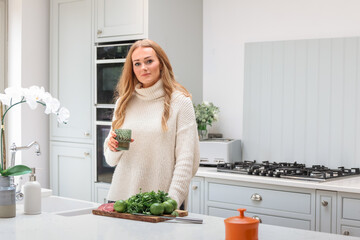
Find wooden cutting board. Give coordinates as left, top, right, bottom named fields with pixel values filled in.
left=92, top=203, right=188, bottom=223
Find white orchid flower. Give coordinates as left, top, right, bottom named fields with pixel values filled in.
left=4, top=86, right=24, bottom=104
left=203, top=101, right=210, bottom=106
left=57, top=107, right=70, bottom=124
left=0, top=93, right=11, bottom=106
left=42, top=93, right=60, bottom=114
left=23, top=86, right=47, bottom=110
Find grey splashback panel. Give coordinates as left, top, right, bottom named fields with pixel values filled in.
left=244, top=37, right=360, bottom=168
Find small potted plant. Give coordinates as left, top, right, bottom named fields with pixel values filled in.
left=194, top=101, right=219, bottom=140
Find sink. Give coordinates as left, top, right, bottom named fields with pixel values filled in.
left=17, top=195, right=100, bottom=217
left=41, top=196, right=100, bottom=217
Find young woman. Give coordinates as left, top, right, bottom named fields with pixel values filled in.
left=104, top=39, right=199, bottom=207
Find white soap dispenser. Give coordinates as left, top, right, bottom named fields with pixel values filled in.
left=23, top=168, right=41, bottom=215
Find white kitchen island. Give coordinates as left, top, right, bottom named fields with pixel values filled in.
left=1, top=196, right=359, bottom=240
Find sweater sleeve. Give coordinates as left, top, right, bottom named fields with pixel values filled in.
left=103, top=99, right=125, bottom=167
left=167, top=97, right=200, bottom=206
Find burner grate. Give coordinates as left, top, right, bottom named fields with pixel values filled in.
left=216, top=160, right=360, bottom=182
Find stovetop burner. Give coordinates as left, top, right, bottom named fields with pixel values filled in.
left=217, top=161, right=360, bottom=182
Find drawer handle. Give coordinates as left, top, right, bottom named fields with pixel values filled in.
left=97, top=29, right=103, bottom=35
left=84, top=132, right=90, bottom=137
left=251, top=193, right=262, bottom=201
left=343, top=231, right=350, bottom=236
left=84, top=152, right=90, bottom=157
left=321, top=200, right=328, bottom=207
left=252, top=215, right=262, bottom=223
left=192, top=186, right=198, bottom=190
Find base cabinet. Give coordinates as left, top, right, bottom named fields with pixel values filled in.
left=315, top=190, right=337, bottom=233
left=50, top=142, right=94, bottom=202
left=337, top=192, right=360, bottom=237
left=204, top=178, right=316, bottom=231
left=187, top=177, right=204, bottom=214
left=95, top=182, right=110, bottom=204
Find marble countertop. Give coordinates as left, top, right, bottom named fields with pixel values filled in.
left=196, top=167, right=360, bottom=194
left=1, top=198, right=359, bottom=240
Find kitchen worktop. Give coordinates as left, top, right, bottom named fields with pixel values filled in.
left=196, top=167, right=360, bottom=194
left=1, top=195, right=359, bottom=240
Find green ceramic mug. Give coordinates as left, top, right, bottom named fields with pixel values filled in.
left=114, top=129, right=132, bottom=151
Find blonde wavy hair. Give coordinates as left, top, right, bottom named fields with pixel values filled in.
left=112, top=39, right=191, bottom=131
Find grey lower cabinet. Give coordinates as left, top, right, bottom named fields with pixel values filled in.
left=94, top=182, right=110, bottom=204
left=203, top=178, right=316, bottom=230
left=337, top=192, right=360, bottom=237
left=50, top=142, right=94, bottom=202
left=315, top=190, right=337, bottom=233
left=187, top=177, right=205, bottom=214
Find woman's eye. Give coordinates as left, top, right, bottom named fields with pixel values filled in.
left=134, top=62, right=140, bottom=67
left=146, top=59, right=153, bottom=64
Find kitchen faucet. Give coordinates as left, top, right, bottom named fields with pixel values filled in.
left=9, top=141, right=41, bottom=201
left=10, top=141, right=41, bottom=168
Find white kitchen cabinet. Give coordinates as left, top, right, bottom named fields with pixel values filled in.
left=315, top=190, right=337, bottom=233
left=94, top=0, right=203, bottom=104
left=204, top=178, right=316, bottom=230
left=95, top=182, right=110, bottom=204
left=50, top=0, right=93, bottom=144
left=50, top=142, right=94, bottom=202
left=187, top=177, right=204, bottom=214
left=337, top=192, right=360, bottom=237
left=95, top=0, right=147, bottom=42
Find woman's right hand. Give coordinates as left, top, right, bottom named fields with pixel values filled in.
left=107, top=131, right=119, bottom=152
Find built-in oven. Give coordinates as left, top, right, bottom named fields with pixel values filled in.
left=95, top=41, right=134, bottom=183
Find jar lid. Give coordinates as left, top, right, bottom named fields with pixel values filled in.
left=224, top=208, right=259, bottom=225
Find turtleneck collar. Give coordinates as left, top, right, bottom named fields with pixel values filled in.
left=134, top=79, right=165, bottom=101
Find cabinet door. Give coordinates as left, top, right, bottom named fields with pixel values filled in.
left=50, top=0, right=93, bottom=143
left=95, top=0, right=148, bottom=42
left=187, top=177, right=204, bottom=214
left=50, top=142, right=94, bottom=202
left=95, top=182, right=110, bottom=204
left=316, top=190, right=337, bottom=233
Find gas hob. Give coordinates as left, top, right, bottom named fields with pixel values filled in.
left=217, top=161, right=360, bottom=182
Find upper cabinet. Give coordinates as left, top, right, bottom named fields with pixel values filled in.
left=94, top=0, right=203, bottom=104
left=95, top=0, right=148, bottom=42
left=50, top=0, right=93, bottom=144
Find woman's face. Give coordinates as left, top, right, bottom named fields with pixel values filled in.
left=132, top=47, right=161, bottom=88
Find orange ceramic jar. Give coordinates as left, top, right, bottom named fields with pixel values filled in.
left=224, top=208, right=259, bottom=240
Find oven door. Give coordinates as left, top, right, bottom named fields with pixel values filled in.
left=96, top=124, right=114, bottom=183
left=96, top=61, right=124, bottom=105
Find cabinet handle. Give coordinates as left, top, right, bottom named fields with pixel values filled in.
left=250, top=193, right=262, bottom=201
left=84, top=152, right=90, bottom=157
left=252, top=215, right=262, bottom=223
left=84, top=132, right=90, bottom=137
left=97, top=29, right=102, bottom=35
left=192, top=186, right=198, bottom=190
left=321, top=200, right=328, bottom=207
left=343, top=231, right=350, bottom=236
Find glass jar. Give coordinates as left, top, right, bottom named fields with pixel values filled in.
left=197, top=123, right=208, bottom=141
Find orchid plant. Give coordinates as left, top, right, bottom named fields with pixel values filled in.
left=0, top=86, right=70, bottom=176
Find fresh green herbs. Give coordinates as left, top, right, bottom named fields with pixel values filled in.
left=124, top=189, right=170, bottom=215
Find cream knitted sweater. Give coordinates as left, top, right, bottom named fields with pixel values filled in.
left=104, top=80, right=200, bottom=206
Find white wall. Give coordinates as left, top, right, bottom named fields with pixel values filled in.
left=0, top=0, right=5, bottom=92
left=203, top=0, right=360, bottom=139
left=7, top=0, right=49, bottom=187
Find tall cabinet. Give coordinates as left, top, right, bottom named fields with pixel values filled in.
left=50, top=0, right=203, bottom=203
left=49, top=0, right=94, bottom=201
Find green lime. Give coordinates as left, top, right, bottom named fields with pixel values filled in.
left=150, top=203, right=164, bottom=216
left=166, top=199, right=178, bottom=210
left=163, top=201, right=174, bottom=214
left=114, top=200, right=127, bottom=213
